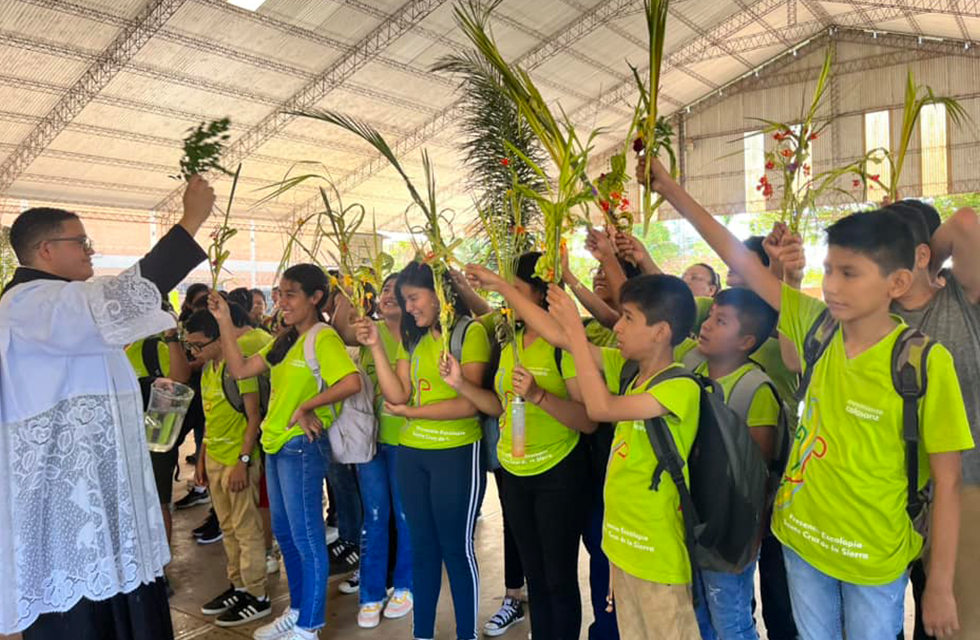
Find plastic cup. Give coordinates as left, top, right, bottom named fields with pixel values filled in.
left=145, top=381, right=195, bottom=452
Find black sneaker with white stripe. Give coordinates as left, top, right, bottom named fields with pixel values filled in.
left=328, top=539, right=360, bottom=575
left=483, top=596, right=525, bottom=637
left=200, top=585, right=240, bottom=616
left=215, top=592, right=271, bottom=627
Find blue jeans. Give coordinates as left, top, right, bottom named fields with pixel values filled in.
left=326, top=459, right=362, bottom=544
left=397, top=442, right=486, bottom=640
left=356, top=444, right=413, bottom=605
left=695, top=561, right=760, bottom=640
left=783, top=545, right=908, bottom=640
left=266, top=435, right=331, bottom=631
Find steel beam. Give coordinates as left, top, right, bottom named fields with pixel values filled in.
left=152, top=0, right=447, bottom=215
left=0, top=0, right=187, bottom=195
left=284, top=0, right=646, bottom=223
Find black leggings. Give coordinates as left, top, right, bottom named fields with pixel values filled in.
left=493, top=468, right=526, bottom=591
left=499, top=441, right=589, bottom=640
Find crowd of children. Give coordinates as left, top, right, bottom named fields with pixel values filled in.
left=134, top=154, right=978, bottom=640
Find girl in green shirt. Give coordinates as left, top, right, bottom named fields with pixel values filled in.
left=211, top=264, right=362, bottom=640
left=447, top=253, right=596, bottom=640
left=333, top=273, right=415, bottom=627
left=354, top=261, right=490, bottom=640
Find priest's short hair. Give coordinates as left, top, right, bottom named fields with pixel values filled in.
left=9, top=207, right=79, bottom=264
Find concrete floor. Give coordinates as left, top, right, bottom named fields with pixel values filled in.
left=2, top=441, right=916, bottom=640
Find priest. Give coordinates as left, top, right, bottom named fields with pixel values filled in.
left=0, top=176, right=215, bottom=639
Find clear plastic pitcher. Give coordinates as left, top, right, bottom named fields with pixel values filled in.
left=145, top=381, right=195, bottom=452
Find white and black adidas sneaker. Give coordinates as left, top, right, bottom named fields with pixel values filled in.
left=200, top=585, right=241, bottom=616
left=215, top=592, right=271, bottom=627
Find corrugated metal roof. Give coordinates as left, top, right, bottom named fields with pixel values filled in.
left=0, top=0, right=975, bottom=231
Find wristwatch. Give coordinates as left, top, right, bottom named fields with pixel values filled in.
left=238, top=453, right=252, bottom=466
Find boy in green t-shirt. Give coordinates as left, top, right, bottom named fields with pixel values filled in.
left=680, top=288, right=781, bottom=640
left=536, top=273, right=703, bottom=640
left=644, top=155, right=974, bottom=640
left=184, top=310, right=272, bottom=628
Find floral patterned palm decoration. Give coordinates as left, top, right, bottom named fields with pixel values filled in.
left=752, top=50, right=871, bottom=236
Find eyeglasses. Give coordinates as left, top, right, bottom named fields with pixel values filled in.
left=184, top=337, right=217, bottom=353
left=37, top=235, right=94, bottom=252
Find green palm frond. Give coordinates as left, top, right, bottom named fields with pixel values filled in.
left=292, top=108, right=459, bottom=354
left=889, top=70, right=974, bottom=201
left=207, top=163, right=241, bottom=289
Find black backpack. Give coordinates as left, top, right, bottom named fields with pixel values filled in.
left=220, top=362, right=272, bottom=418
left=680, top=350, right=793, bottom=507
left=620, top=361, right=771, bottom=575
left=797, top=309, right=935, bottom=532
left=142, top=336, right=164, bottom=379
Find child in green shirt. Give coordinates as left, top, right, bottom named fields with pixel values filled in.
left=183, top=309, right=271, bottom=627
left=212, top=264, right=362, bottom=640
left=353, top=261, right=491, bottom=640
left=471, top=264, right=703, bottom=640
left=682, top=288, right=781, bottom=640
left=644, top=155, right=974, bottom=640
left=445, top=252, right=596, bottom=640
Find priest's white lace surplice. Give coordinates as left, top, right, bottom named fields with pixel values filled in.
left=0, top=265, right=175, bottom=634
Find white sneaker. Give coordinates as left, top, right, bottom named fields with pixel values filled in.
left=338, top=570, right=359, bottom=595
left=253, top=608, right=298, bottom=640
left=384, top=589, right=413, bottom=619
left=325, top=525, right=339, bottom=545
left=286, top=627, right=318, bottom=640
left=357, top=601, right=385, bottom=629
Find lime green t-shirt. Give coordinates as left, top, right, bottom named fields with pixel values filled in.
left=750, top=337, right=799, bottom=424
left=585, top=318, right=618, bottom=347
left=359, top=321, right=406, bottom=446
left=395, top=321, right=492, bottom=449
left=599, top=348, right=701, bottom=583
left=773, top=284, right=975, bottom=585
left=126, top=338, right=171, bottom=378
left=495, top=331, right=579, bottom=476
left=259, top=326, right=359, bottom=454
left=202, top=330, right=271, bottom=466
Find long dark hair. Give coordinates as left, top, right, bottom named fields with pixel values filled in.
left=265, top=264, right=329, bottom=365
left=515, top=252, right=549, bottom=311
left=395, top=261, right=471, bottom=348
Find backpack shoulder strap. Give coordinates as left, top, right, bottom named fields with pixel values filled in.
left=796, top=308, right=839, bottom=402
left=641, top=370, right=702, bottom=582
left=618, top=360, right=639, bottom=395
left=554, top=345, right=563, bottom=372
left=221, top=362, right=245, bottom=415
left=303, top=323, right=328, bottom=391
left=450, top=316, right=475, bottom=362
left=681, top=348, right=707, bottom=371
left=891, top=327, right=934, bottom=521
left=142, top=336, right=164, bottom=379
left=728, top=367, right=774, bottom=423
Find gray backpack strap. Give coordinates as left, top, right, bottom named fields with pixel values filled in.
left=681, top=348, right=707, bottom=371
left=728, top=367, right=773, bottom=423
left=449, top=316, right=474, bottom=362
left=303, top=322, right=328, bottom=391
left=303, top=323, right=338, bottom=419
